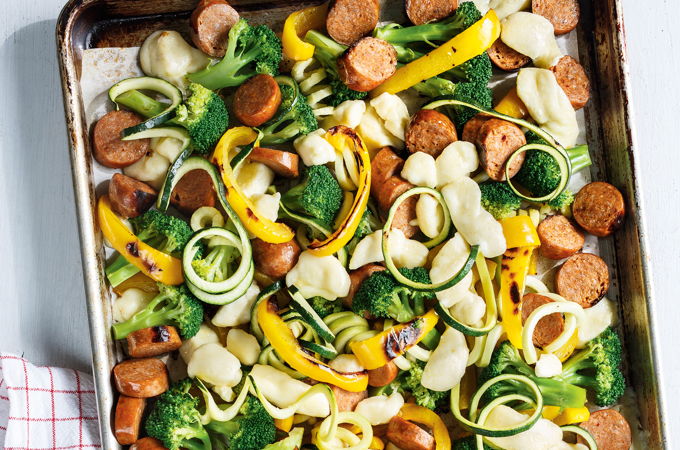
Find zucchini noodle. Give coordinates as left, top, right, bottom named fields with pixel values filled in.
left=561, top=425, right=598, bottom=449
left=334, top=146, right=361, bottom=191
left=393, top=355, right=412, bottom=371
left=324, top=312, right=379, bottom=353
left=517, top=208, right=541, bottom=228
left=525, top=275, right=549, bottom=293
left=405, top=344, right=431, bottom=362
left=196, top=378, right=252, bottom=424
left=468, top=323, right=505, bottom=368
left=190, top=206, right=225, bottom=231
left=291, top=58, right=335, bottom=118
left=258, top=345, right=305, bottom=379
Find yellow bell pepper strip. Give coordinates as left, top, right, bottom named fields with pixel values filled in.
left=398, top=404, right=451, bottom=450
left=98, top=196, right=183, bottom=285
left=274, top=416, right=294, bottom=432
left=499, top=216, right=541, bottom=349
left=213, top=127, right=295, bottom=244
left=307, top=126, right=371, bottom=256
left=552, top=406, right=590, bottom=426
left=257, top=298, right=369, bottom=392
left=371, top=10, right=501, bottom=96
left=552, top=329, right=579, bottom=362
left=350, top=310, right=438, bottom=370
left=282, top=3, right=329, bottom=61
left=495, top=86, right=528, bottom=118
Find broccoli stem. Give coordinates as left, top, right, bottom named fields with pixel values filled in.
left=105, top=254, right=141, bottom=287
left=374, top=15, right=469, bottom=46
left=412, top=76, right=458, bottom=98
left=304, top=30, right=346, bottom=69
left=115, top=90, right=166, bottom=118
left=112, top=291, right=174, bottom=339
left=566, top=145, right=592, bottom=173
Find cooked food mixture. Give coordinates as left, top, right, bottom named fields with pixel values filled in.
left=91, top=0, right=632, bottom=448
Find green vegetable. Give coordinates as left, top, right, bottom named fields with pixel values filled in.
left=263, top=428, right=304, bottom=450
left=259, top=83, right=318, bottom=144
left=188, top=19, right=282, bottom=90
left=309, top=297, right=344, bottom=318
left=453, top=436, right=492, bottom=450
left=374, top=360, right=448, bottom=410
left=206, top=396, right=276, bottom=450
left=413, top=77, right=493, bottom=130
left=347, top=207, right=381, bottom=254
left=393, top=47, right=492, bottom=84
left=479, top=181, right=522, bottom=219
left=352, top=267, right=433, bottom=323
left=281, top=165, right=343, bottom=227
left=111, top=283, right=204, bottom=339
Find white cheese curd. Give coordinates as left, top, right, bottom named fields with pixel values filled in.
left=485, top=405, right=576, bottom=450
left=435, top=141, right=479, bottom=187
left=324, top=100, right=366, bottom=129
left=450, top=292, right=486, bottom=325
left=226, top=329, right=261, bottom=366
left=576, top=298, right=617, bottom=347
left=124, top=137, right=184, bottom=189
left=422, top=327, right=468, bottom=391
left=187, top=343, right=242, bottom=388
left=212, top=282, right=261, bottom=327
left=179, top=324, right=220, bottom=363
left=430, top=233, right=475, bottom=308
left=441, top=177, right=507, bottom=258
left=250, top=365, right=330, bottom=417
left=329, top=354, right=364, bottom=373
left=501, top=12, right=562, bottom=68
left=112, top=288, right=155, bottom=323
left=349, top=230, right=384, bottom=269
left=489, top=0, right=531, bottom=20
left=235, top=161, right=275, bottom=198
left=349, top=230, right=429, bottom=270
left=370, top=93, right=411, bottom=140
left=416, top=194, right=444, bottom=239
left=517, top=68, right=579, bottom=147
left=535, top=353, right=563, bottom=378
left=355, top=392, right=405, bottom=425
left=286, top=251, right=350, bottom=300
left=294, top=128, right=336, bottom=166
left=401, top=152, right=437, bottom=188
left=139, top=30, right=210, bottom=91
left=251, top=192, right=280, bottom=222
left=212, top=385, right=235, bottom=403
left=357, top=105, right=403, bottom=152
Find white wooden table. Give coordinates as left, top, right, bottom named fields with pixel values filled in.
left=0, top=0, right=677, bottom=446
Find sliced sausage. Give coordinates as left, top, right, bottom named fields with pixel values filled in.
left=113, top=358, right=169, bottom=398
left=487, top=39, right=531, bottom=71
left=326, top=0, right=380, bottom=45
left=371, top=147, right=405, bottom=197
left=233, top=74, right=282, bottom=127
left=461, top=114, right=491, bottom=143
left=130, top=437, right=168, bottom=450
left=252, top=238, right=301, bottom=279
left=114, top=395, right=146, bottom=445
left=368, top=361, right=399, bottom=387
left=477, top=118, right=526, bottom=181
left=374, top=176, right=418, bottom=238
left=405, top=109, right=458, bottom=158
left=555, top=253, right=609, bottom=308
left=532, top=0, right=580, bottom=35
left=109, top=173, right=157, bottom=219
left=537, top=214, right=585, bottom=260
left=249, top=147, right=299, bottom=178
left=331, top=385, right=368, bottom=412
left=170, top=169, right=217, bottom=215
left=126, top=326, right=182, bottom=358
left=386, top=416, right=436, bottom=450
left=190, top=0, right=240, bottom=57
left=406, top=0, right=458, bottom=25
left=572, top=182, right=626, bottom=237
left=338, top=37, right=397, bottom=92
left=93, top=110, right=150, bottom=169
left=551, top=55, right=590, bottom=109
left=521, top=293, right=565, bottom=348
left=343, top=264, right=387, bottom=308
left=578, top=409, right=632, bottom=450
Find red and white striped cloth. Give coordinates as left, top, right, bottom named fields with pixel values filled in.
left=0, top=354, right=101, bottom=450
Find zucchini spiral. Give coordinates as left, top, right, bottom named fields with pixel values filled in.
left=291, top=58, right=336, bottom=119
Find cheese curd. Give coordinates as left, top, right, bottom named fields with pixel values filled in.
left=329, top=355, right=364, bottom=373
left=430, top=233, right=475, bottom=308
left=489, top=0, right=531, bottom=20
left=501, top=12, right=562, bottom=69
left=576, top=298, right=617, bottom=347
left=357, top=105, right=403, bottom=152
left=179, top=324, right=220, bottom=363
left=124, top=136, right=185, bottom=189
left=187, top=343, right=242, bottom=390
left=294, top=128, right=336, bottom=166
left=422, top=327, right=468, bottom=391
left=235, top=161, right=275, bottom=198
left=435, top=141, right=479, bottom=187
left=251, top=192, right=281, bottom=222
left=535, top=353, right=563, bottom=378
left=323, top=100, right=366, bottom=129
left=450, top=292, right=487, bottom=325
left=416, top=194, right=444, bottom=239
left=286, top=251, right=350, bottom=300
left=212, top=282, right=261, bottom=327
left=112, top=288, right=155, bottom=323
left=226, top=329, right=261, bottom=366
left=250, top=365, right=330, bottom=417
left=349, top=229, right=429, bottom=270
left=401, top=152, right=437, bottom=188
left=355, top=392, right=405, bottom=425
left=370, top=93, right=411, bottom=140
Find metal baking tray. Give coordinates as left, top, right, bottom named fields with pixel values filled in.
left=56, top=0, right=667, bottom=447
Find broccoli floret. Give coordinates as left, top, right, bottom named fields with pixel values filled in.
left=206, top=396, right=276, bottom=450
left=347, top=207, right=381, bottom=253
left=374, top=361, right=447, bottom=410
left=281, top=165, right=343, bottom=227
left=557, top=327, right=626, bottom=407
left=453, top=436, right=492, bottom=450
left=352, top=267, right=432, bottom=323
left=191, top=243, right=240, bottom=283
left=479, top=181, right=522, bottom=219
left=310, top=297, right=343, bottom=318
left=188, top=19, right=282, bottom=90
left=105, top=209, right=193, bottom=287
left=547, top=189, right=575, bottom=210
left=413, top=78, right=493, bottom=130
left=145, top=379, right=212, bottom=450
left=259, top=83, right=318, bottom=144
left=111, top=283, right=204, bottom=339
left=304, top=30, right=368, bottom=106
left=479, top=341, right=587, bottom=409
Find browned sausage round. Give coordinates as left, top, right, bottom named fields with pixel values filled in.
left=344, top=263, right=386, bottom=308
left=337, top=37, right=397, bottom=92
left=326, top=0, right=380, bottom=45
left=572, top=182, right=625, bottom=237
left=114, top=395, right=146, bottom=445
left=537, top=214, right=585, bottom=260
left=170, top=169, right=217, bottom=215
left=477, top=118, right=527, bottom=181
left=249, top=147, right=299, bottom=178
left=551, top=55, right=590, bottom=109
left=113, top=358, right=169, bottom=398
left=93, top=110, right=150, bottom=169
left=461, top=114, right=491, bottom=143
left=371, top=147, right=405, bottom=196
left=405, top=109, right=458, bottom=157
left=578, top=409, right=632, bottom=450
left=521, top=293, right=565, bottom=348
left=109, top=173, right=157, bottom=219
left=487, top=39, right=531, bottom=71
left=126, top=326, right=182, bottom=358
left=190, top=0, right=240, bottom=57
left=405, top=0, right=458, bottom=25
left=233, top=74, right=282, bottom=127
left=555, top=253, right=609, bottom=308
left=368, top=361, right=399, bottom=387
left=374, top=176, right=418, bottom=238
left=387, top=416, right=436, bottom=450
left=252, top=238, right=301, bottom=279
left=532, top=0, right=580, bottom=35
left=130, top=437, right=168, bottom=450
left=330, top=385, right=368, bottom=412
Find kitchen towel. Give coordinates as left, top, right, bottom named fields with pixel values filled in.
left=0, top=353, right=100, bottom=449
